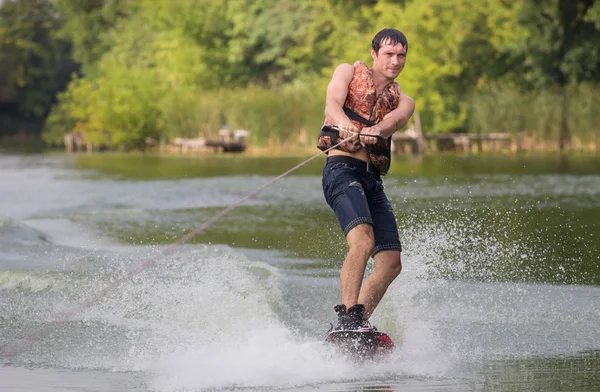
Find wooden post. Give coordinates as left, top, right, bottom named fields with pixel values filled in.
left=411, top=112, right=425, bottom=155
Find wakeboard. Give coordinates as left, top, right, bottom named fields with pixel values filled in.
left=326, top=329, right=394, bottom=359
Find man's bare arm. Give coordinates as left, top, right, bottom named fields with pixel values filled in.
left=378, top=93, right=416, bottom=138
left=324, top=64, right=358, bottom=135
left=360, top=93, right=415, bottom=144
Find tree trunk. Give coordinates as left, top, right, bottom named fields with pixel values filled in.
left=411, top=112, right=426, bottom=155
left=559, top=86, right=570, bottom=151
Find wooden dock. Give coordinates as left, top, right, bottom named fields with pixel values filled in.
left=391, top=113, right=512, bottom=154
left=392, top=131, right=512, bottom=154
left=205, top=139, right=246, bottom=152
left=167, top=129, right=250, bottom=153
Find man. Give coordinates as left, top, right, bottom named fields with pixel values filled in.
left=318, top=28, right=415, bottom=332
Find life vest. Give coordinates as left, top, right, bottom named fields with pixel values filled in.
left=317, top=61, right=401, bottom=175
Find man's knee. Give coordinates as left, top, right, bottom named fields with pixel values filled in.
left=354, top=236, right=375, bottom=256
left=376, top=251, right=402, bottom=279
left=347, top=224, right=375, bottom=256
left=390, top=256, right=402, bottom=279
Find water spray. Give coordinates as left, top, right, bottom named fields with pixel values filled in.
left=3, top=129, right=370, bottom=359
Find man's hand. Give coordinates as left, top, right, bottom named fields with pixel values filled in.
left=359, top=126, right=382, bottom=146
left=337, top=119, right=359, bottom=143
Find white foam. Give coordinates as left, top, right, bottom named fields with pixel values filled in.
left=0, top=270, right=64, bottom=292
left=144, top=326, right=345, bottom=391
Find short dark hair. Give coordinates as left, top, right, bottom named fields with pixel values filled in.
left=372, top=28, right=408, bottom=54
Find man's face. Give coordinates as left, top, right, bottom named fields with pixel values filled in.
left=371, top=40, right=407, bottom=80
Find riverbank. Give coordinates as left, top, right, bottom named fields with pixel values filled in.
left=2, top=135, right=598, bottom=156
left=55, top=150, right=600, bottom=181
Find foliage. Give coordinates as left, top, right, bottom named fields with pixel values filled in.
left=375, top=0, right=528, bottom=132
left=54, top=0, right=131, bottom=73
left=2, top=0, right=600, bottom=150
left=0, top=0, right=75, bottom=120
left=512, top=0, right=600, bottom=87
left=469, top=83, right=600, bottom=149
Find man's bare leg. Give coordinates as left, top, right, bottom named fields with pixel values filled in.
left=341, top=223, right=375, bottom=308
left=357, top=250, right=402, bottom=319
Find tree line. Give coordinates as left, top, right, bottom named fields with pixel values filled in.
left=1, top=0, right=599, bottom=151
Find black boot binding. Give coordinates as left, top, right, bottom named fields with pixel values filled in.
left=332, top=304, right=371, bottom=331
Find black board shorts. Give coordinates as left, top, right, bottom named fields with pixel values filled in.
left=322, top=156, right=402, bottom=256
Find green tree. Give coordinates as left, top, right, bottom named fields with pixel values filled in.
left=55, top=0, right=130, bottom=73
left=375, top=0, right=520, bottom=133
left=506, top=0, right=600, bottom=149
left=514, top=0, right=600, bottom=87
left=0, top=0, right=74, bottom=123
left=38, top=0, right=600, bottom=151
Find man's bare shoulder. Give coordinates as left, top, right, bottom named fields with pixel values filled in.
left=332, top=63, right=355, bottom=79
left=400, top=92, right=415, bottom=105
left=335, top=63, right=354, bottom=71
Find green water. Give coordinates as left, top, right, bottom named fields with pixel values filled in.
left=2, top=152, right=599, bottom=391
left=73, top=152, right=600, bottom=179
left=73, top=152, right=600, bottom=286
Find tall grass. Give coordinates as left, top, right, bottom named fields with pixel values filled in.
left=160, top=82, right=325, bottom=149
left=48, top=77, right=599, bottom=153
left=469, top=83, right=600, bottom=151
left=45, top=79, right=327, bottom=151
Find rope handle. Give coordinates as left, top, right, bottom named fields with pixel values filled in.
left=330, top=126, right=384, bottom=141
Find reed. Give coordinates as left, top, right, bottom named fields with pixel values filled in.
left=469, top=83, right=600, bottom=151
left=160, top=82, right=325, bottom=148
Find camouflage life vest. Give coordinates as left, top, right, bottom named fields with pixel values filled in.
left=317, top=61, right=401, bottom=175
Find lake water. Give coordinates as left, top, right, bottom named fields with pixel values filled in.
left=1, top=152, right=599, bottom=391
